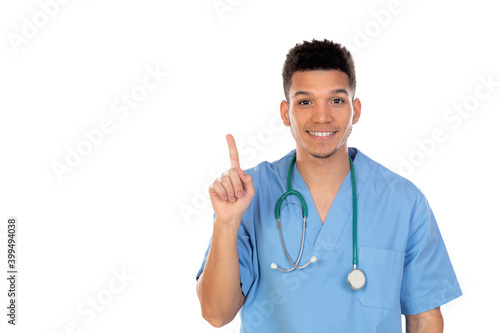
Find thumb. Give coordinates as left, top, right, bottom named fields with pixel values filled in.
left=238, top=169, right=255, bottom=195
left=238, top=168, right=252, bottom=184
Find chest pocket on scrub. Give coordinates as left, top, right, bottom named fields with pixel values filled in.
left=356, top=247, right=405, bottom=311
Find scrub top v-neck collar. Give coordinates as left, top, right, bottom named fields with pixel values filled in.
left=285, top=148, right=372, bottom=252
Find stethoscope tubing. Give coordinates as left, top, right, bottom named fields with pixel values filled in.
left=273, top=153, right=358, bottom=269
left=272, top=152, right=366, bottom=289
left=349, top=155, right=358, bottom=268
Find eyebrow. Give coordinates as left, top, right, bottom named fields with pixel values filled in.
left=292, top=88, right=349, bottom=99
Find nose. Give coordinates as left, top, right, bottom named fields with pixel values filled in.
left=311, top=102, right=332, bottom=123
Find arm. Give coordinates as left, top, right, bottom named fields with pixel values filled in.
left=405, top=307, right=443, bottom=333
left=196, top=134, right=255, bottom=327
left=196, top=218, right=246, bottom=327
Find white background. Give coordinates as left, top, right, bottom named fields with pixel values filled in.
left=1, top=0, right=499, bottom=332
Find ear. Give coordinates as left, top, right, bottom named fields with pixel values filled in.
left=280, top=100, right=290, bottom=126
left=352, top=98, right=361, bottom=125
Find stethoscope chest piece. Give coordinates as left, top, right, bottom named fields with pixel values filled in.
left=347, top=267, right=366, bottom=290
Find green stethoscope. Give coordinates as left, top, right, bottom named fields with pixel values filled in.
left=270, top=153, right=366, bottom=290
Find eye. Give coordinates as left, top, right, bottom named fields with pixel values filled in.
left=298, top=100, right=311, bottom=105
left=332, top=98, right=344, bottom=104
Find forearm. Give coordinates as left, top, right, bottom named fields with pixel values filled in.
left=406, top=307, right=443, bottom=333
left=196, top=218, right=244, bottom=327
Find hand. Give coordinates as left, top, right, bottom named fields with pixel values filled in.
left=209, top=134, right=255, bottom=225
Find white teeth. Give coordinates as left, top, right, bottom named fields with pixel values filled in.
left=309, top=131, right=334, bottom=137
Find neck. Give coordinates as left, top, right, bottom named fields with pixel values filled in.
left=295, top=145, right=351, bottom=191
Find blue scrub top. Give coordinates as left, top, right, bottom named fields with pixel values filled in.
left=196, top=148, right=462, bottom=332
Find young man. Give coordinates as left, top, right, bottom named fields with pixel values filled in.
left=196, top=39, right=462, bottom=332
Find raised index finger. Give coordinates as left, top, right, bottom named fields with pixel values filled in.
left=226, top=134, right=240, bottom=169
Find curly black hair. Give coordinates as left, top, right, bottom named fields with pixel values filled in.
left=282, top=39, right=356, bottom=102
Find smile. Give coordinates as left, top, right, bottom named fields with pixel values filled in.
left=307, top=131, right=335, bottom=137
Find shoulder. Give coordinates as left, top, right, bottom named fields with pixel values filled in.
left=353, top=148, right=426, bottom=207
left=238, top=150, right=295, bottom=227
left=242, top=150, right=296, bottom=190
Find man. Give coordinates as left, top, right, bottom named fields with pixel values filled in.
left=196, top=39, right=462, bottom=332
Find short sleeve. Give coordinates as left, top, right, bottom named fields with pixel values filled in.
left=400, top=196, right=462, bottom=315
left=195, top=221, right=255, bottom=297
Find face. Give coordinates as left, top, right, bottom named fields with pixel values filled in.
left=280, top=70, right=361, bottom=160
